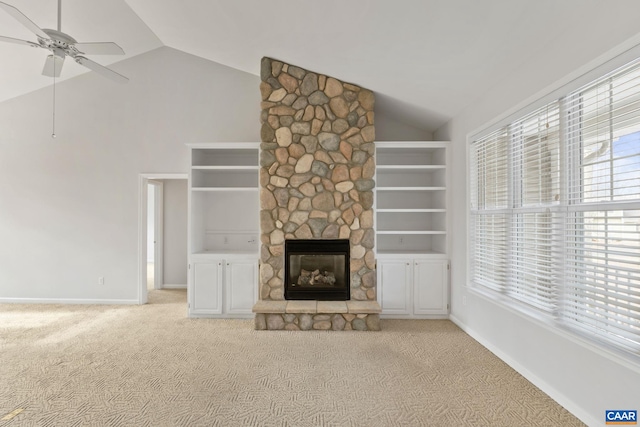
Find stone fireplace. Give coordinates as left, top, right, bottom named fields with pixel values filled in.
left=253, top=58, right=381, bottom=330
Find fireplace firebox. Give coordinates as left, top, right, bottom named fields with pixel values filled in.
left=284, top=239, right=350, bottom=301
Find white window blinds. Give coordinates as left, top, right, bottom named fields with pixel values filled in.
left=509, top=104, right=561, bottom=312
left=470, top=128, right=509, bottom=294
left=471, top=103, right=562, bottom=313
left=563, top=61, right=640, bottom=353
left=470, top=127, right=509, bottom=210
left=470, top=58, right=640, bottom=355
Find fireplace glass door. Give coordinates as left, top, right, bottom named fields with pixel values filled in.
left=285, top=239, right=350, bottom=301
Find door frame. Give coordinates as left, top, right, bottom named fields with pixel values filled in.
left=148, top=179, right=164, bottom=290
left=138, top=173, right=188, bottom=304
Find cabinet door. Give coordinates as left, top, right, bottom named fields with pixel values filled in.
left=414, top=260, right=448, bottom=315
left=190, top=259, right=223, bottom=315
left=225, top=259, right=258, bottom=314
left=378, top=259, right=412, bottom=315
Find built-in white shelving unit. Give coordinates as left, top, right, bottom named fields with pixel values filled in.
left=187, top=143, right=260, bottom=318
left=189, top=143, right=260, bottom=255
left=375, top=141, right=450, bottom=318
left=186, top=141, right=449, bottom=319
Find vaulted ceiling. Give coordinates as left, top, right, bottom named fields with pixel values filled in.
left=2, top=0, right=640, bottom=133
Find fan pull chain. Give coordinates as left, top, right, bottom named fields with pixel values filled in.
left=51, top=0, right=62, bottom=138
left=52, top=0, right=61, bottom=138
left=52, top=59, right=56, bottom=139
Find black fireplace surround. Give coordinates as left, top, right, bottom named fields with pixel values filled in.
left=284, top=239, right=350, bottom=301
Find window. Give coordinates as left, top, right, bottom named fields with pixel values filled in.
left=470, top=58, right=640, bottom=355
left=470, top=128, right=509, bottom=295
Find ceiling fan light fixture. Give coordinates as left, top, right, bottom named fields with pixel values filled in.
left=43, top=51, right=64, bottom=77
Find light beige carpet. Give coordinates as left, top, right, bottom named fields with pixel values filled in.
left=0, top=290, right=583, bottom=426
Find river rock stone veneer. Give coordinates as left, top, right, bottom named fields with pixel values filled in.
left=253, top=300, right=381, bottom=331
left=257, top=58, right=378, bottom=330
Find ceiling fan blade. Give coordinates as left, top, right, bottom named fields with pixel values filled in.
left=0, top=1, right=49, bottom=40
left=42, top=54, right=64, bottom=78
left=74, top=42, right=124, bottom=55
left=74, top=56, right=128, bottom=84
left=0, top=34, right=40, bottom=47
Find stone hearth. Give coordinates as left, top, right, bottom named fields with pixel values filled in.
left=254, top=58, right=380, bottom=330
left=253, top=300, right=381, bottom=331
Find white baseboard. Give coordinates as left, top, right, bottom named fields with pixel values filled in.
left=449, top=314, right=599, bottom=427
left=0, top=298, right=140, bottom=305
left=161, top=284, right=187, bottom=289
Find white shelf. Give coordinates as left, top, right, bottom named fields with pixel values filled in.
left=376, top=165, right=445, bottom=170
left=190, top=145, right=259, bottom=168
left=376, top=143, right=446, bottom=167
left=377, top=250, right=448, bottom=257
left=377, top=208, right=446, bottom=213
left=377, top=232, right=447, bottom=254
left=377, top=189, right=445, bottom=210
left=191, top=168, right=257, bottom=188
left=377, top=167, right=445, bottom=188
left=191, top=250, right=259, bottom=257
left=189, top=144, right=259, bottom=255
left=375, top=142, right=448, bottom=256
left=377, top=187, right=445, bottom=191
left=377, top=230, right=446, bottom=235
left=192, top=187, right=258, bottom=192
left=192, top=165, right=259, bottom=171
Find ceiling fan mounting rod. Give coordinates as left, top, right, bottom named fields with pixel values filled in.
left=57, top=0, right=61, bottom=32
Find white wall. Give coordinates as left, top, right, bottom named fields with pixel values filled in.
left=0, top=45, right=424, bottom=303
left=0, top=46, right=260, bottom=303
left=435, top=15, right=640, bottom=426
left=162, top=179, right=187, bottom=286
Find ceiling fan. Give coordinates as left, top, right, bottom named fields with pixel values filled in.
left=0, top=0, right=128, bottom=83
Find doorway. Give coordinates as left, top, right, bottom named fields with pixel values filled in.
left=138, top=174, right=188, bottom=304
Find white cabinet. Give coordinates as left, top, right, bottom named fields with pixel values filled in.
left=190, top=257, right=223, bottom=315
left=225, top=258, right=258, bottom=315
left=189, top=255, right=258, bottom=318
left=378, top=256, right=449, bottom=318
left=187, top=143, right=260, bottom=318
left=413, top=259, right=448, bottom=315
left=378, top=259, right=412, bottom=315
